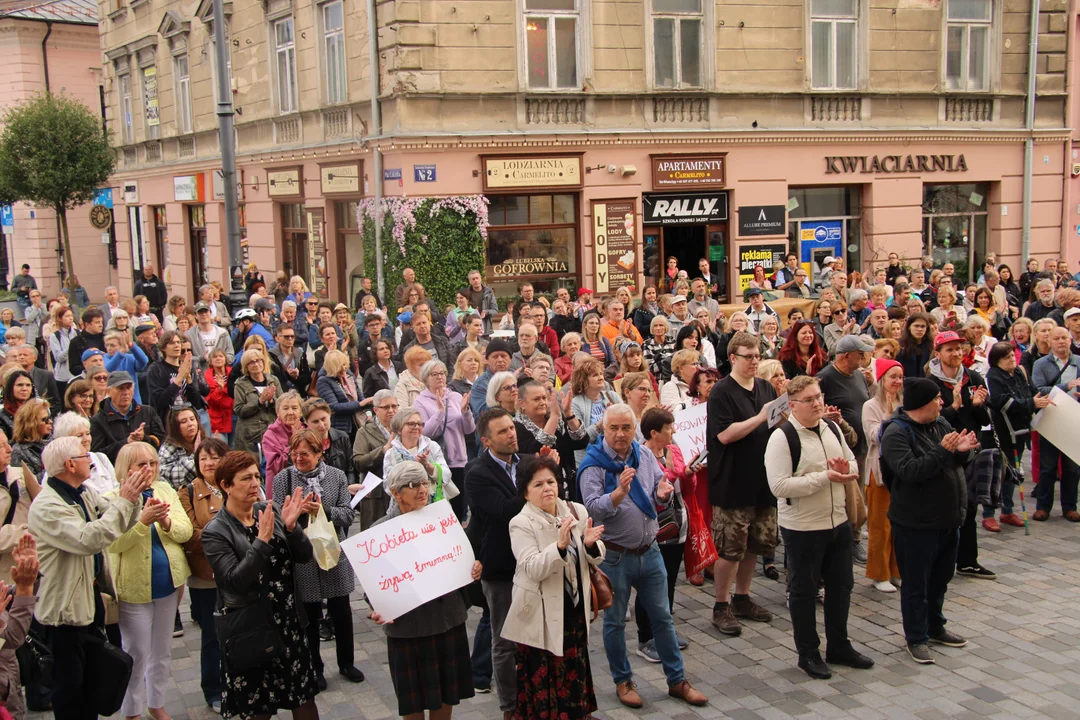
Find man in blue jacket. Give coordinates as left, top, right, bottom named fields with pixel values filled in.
left=1031, top=326, right=1080, bottom=521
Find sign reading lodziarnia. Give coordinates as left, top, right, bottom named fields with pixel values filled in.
left=482, top=154, right=583, bottom=191
left=651, top=154, right=726, bottom=190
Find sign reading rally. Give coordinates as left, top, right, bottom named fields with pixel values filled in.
left=341, top=500, right=476, bottom=621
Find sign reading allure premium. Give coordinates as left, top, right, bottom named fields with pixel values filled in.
left=482, top=155, right=583, bottom=190
left=738, top=205, right=786, bottom=237
left=592, top=199, right=637, bottom=294
left=824, top=154, right=968, bottom=175
left=651, top=154, right=726, bottom=190
left=642, top=191, right=729, bottom=225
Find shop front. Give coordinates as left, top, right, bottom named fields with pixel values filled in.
left=786, top=186, right=862, bottom=287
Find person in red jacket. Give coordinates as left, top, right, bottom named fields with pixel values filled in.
left=203, top=349, right=233, bottom=442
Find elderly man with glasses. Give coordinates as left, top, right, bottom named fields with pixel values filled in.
left=351, top=389, right=398, bottom=529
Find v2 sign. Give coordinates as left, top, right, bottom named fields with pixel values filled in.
left=643, top=191, right=729, bottom=226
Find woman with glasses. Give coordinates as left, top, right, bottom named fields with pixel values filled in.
left=369, top=461, right=480, bottom=720
left=52, top=410, right=117, bottom=495
left=785, top=269, right=813, bottom=298
left=158, top=406, right=201, bottom=489
left=660, top=349, right=701, bottom=412
left=272, top=429, right=364, bottom=689
left=261, top=391, right=304, bottom=485
left=384, top=408, right=453, bottom=515
left=146, top=331, right=206, bottom=424
left=758, top=316, right=783, bottom=361
left=823, top=302, right=857, bottom=358
left=811, top=299, right=833, bottom=345
left=162, top=296, right=186, bottom=334
left=90, top=367, right=111, bottom=408
left=0, top=371, right=36, bottom=441
left=349, top=392, right=397, bottom=528
left=11, top=398, right=51, bottom=478
left=63, top=378, right=96, bottom=418
left=779, top=321, right=828, bottom=379
left=107, top=442, right=193, bottom=720
left=233, top=350, right=283, bottom=454
left=413, top=360, right=474, bottom=520
left=486, top=371, right=519, bottom=416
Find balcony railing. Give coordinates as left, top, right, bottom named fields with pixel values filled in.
left=524, top=97, right=586, bottom=125
left=652, top=97, right=709, bottom=123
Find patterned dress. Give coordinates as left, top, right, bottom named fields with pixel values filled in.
left=220, top=524, right=318, bottom=720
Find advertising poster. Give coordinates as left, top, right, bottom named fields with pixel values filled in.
left=592, top=199, right=637, bottom=294
left=799, top=220, right=843, bottom=282
left=143, top=67, right=159, bottom=127
left=738, top=243, right=787, bottom=293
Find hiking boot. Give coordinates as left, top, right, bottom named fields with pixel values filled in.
left=616, top=680, right=643, bottom=708
left=929, top=629, right=967, bottom=647
left=711, top=605, right=742, bottom=636
left=907, top=643, right=934, bottom=664
left=731, top=595, right=772, bottom=623
left=981, top=517, right=1001, bottom=532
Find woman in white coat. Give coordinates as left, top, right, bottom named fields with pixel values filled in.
left=501, top=455, right=605, bottom=720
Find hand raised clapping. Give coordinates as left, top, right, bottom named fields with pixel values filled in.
left=826, top=456, right=858, bottom=483
left=582, top=517, right=604, bottom=548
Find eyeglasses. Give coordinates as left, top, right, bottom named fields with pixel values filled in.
left=791, top=394, right=825, bottom=405
left=402, top=480, right=430, bottom=491
left=404, top=421, right=424, bottom=428
left=68, top=454, right=90, bottom=461
left=733, top=353, right=761, bottom=361
left=280, top=334, right=295, bottom=339
left=429, top=370, right=447, bottom=377
left=92, top=374, right=109, bottom=381
left=378, top=403, right=399, bottom=411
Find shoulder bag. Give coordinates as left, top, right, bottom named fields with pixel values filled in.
left=214, top=600, right=286, bottom=673
left=567, top=503, right=612, bottom=620
left=653, top=449, right=684, bottom=544
left=85, top=627, right=133, bottom=716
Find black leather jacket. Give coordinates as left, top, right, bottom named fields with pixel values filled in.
left=202, top=501, right=314, bottom=625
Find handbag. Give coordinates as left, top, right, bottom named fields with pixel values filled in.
left=653, top=449, right=684, bottom=544
left=567, top=504, right=612, bottom=621
left=85, top=628, right=133, bottom=716
left=214, top=600, right=286, bottom=673
left=305, top=504, right=342, bottom=571
left=15, top=623, right=52, bottom=689
left=682, top=488, right=719, bottom=577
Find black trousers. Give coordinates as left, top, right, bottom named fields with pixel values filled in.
left=49, top=592, right=105, bottom=720
left=893, top=524, right=958, bottom=645
left=781, top=523, right=854, bottom=656
left=303, top=595, right=354, bottom=673
left=955, top=503, right=980, bottom=569
left=450, top=466, right=467, bottom=521
left=635, top=541, right=684, bottom=644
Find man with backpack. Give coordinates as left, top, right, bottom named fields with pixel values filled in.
left=880, top=377, right=979, bottom=665
left=765, top=375, right=875, bottom=679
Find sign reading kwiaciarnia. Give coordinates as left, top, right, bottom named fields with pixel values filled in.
left=341, top=500, right=475, bottom=621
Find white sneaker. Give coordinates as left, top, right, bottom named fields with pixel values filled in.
left=890, top=576, right=902, bottom=588
left=873, top=580, right=897, bottom=593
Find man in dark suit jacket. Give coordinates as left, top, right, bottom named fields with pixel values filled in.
left=465, top=408, right=532, bottom=719
left=13, top=346, right=60, bottom=411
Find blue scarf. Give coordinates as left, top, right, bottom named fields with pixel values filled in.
left=577, top=437, right=655, bottom=519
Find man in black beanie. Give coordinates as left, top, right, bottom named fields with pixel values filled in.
left=879, top=377, right=979, bottom=665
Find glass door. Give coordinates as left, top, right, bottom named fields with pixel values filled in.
left=922, top=183, right=989, bottom=282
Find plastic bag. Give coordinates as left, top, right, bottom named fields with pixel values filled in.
left=305, top=505, right=341, bottom=571
left=682, top=489, right=718, bottom=577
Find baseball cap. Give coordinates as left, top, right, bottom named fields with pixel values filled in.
left=577, top=287, right=593, bottom=298
left=823, top=256, right=837, bottom=266
left=81, top=348, right=104, bottom=362
left=396, top=311, right=413, bottom=324
left=254, top=298, right=275, bottom=313
left=194, top=301, right=211, bottom=313
left=105, top=371, right=134, bottom=388
left=1065, top=308, right=1080, bottom=320
left=234, top=308, right=257, bottom=321
left=933, top=330, right=962, bottom=349
left=835, top=335, right=874, bottom=354
left=672, top=294, right=688, bottom=304
left=744, top=288, right=763, bottom=298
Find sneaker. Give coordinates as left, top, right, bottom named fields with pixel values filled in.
left=907, top=643, right=934, bottom=664
left=956, top=564, right=997, bottom=580
left=636, top=640, right=661, bottom=663
left=929, top=630, right=967, bottom=647
left=872, top=580, right=897, bottom=593
left=209, top=700, right=221, bottom=715
left=173, top=616, right=184, bottom=638
left=474, top=685, right=492, bottom=694
left=862, top=527, right=869, bottom=540
left=999, top=513, right=1025, bottom=527
left=981, top=517, right=1001, bottom=532
left=852, top=542, right=867, bottom=564
left=731, top=595, right=773, bottom=623
left=676, top=632, right=690, bottom=650
left=712, top=605, right=742, bottom=636
left=797, top=651, right=832, bottom=679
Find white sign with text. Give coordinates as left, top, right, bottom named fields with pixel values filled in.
left=673, top=403, right=708, bottom=463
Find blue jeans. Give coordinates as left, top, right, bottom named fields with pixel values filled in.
left=471, top=607, right=492, bottom=689
left=188, top=587, right=222, bottom=705
left=601, top=543, right=684, bottom=686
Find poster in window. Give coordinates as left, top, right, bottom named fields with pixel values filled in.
left=737, top=243, right=787, bottom=293
left=592, top=199, right=637, bottom=294
left=143, top=68, right=159, bottom=127
left=306, top=208, right=329, bottom=298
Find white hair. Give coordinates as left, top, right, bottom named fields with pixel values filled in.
left=602, top=403, right=636, bottom=425
left=43, top=436, right=84, bottom=477
left=486, top=371, right=517, bottom=409
left=52, top=411, right=91, bottom=439
left=281, top=300, right=297, bottom=312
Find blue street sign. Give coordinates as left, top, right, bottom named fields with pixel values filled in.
left=413, top=165, right=436, bottom=182
left=0, top=205, right=12, bottom=233
left=93, top=188, right=114, bottom=209
left=384, top=168, right=402, bottom=181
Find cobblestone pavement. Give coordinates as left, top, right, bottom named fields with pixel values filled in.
left=28, top=500, right=1080, bottom=720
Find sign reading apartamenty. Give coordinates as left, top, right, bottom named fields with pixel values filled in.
left=651, top=154, right=726, bottom=190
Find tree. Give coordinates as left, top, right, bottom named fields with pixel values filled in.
left=0, top=93, right=115, bottom=288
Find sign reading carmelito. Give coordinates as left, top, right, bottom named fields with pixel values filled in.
left=483, top=156, right=582, bottom=190
left=321, top=163, right=361, bottom=194
left=651, top=154, right=726, bottom=190
left=825, top=154, right=968, bottom=175
left=267, top=168, right=302, bottom=197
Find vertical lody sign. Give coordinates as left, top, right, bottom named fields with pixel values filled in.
left=306, top=208, right=328, bottom=298
left=592, top=199, right=637, bottom=294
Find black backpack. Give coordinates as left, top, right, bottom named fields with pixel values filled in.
left=778, top=419, right=843, bottom=505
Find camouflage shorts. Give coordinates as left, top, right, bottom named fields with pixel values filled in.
left=711, top=505, right=778, bottom=562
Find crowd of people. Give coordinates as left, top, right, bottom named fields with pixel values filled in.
left=0, top=250, right=1077, bottom=720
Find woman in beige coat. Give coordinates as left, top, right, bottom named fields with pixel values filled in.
left=502, top=455, right=606, bottom=720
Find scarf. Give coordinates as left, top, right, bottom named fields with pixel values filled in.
left=293, top=461, right=326, bottom=497
left=340, top=373, right=358, bottom=402
left=577, top=437, right=655, bottom=519
left=928, top=357, right=967, bottom=390
left=515, top=411, right=557, bottom=446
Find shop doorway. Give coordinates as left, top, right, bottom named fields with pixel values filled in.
left=663, top=225, right=705, bottom=278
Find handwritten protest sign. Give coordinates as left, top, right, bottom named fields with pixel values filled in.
left=673, top=403, right=708, bottom=462
left=767, top=393, right=790, bottom=429
left=341, top=500, right=475, bottom=621
left=1032, top=387, right=1080, bottom=466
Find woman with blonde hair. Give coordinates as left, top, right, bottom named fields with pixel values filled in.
left=862, top=358, right=904, bottom=593
left=394, top=345, right=432, bottom=409
left=233, top=350, right=282, bottom=453
left=449, top=346, right=482, bottom=397
left=316, top=349, right=370, bottom=438
left=53, top=410, right=117, bottom=495
left=47, top=303, right=78, bottom=382
left=108, top=441, right=193, bottom=720
left=931, top=286, right=966, bottom=329
left=660, top=349, right=700, bottom=412
left=11, top=398, right=51, bottom=478
left=286, top=275, right=312, bottom=307
left=569, top=358, right=618, bottom=465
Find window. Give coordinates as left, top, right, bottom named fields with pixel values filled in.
left=174, top=55, right=192, bottom=134
left=152, top=205, right=170, bottom=276
left=922, top=183, right=989, bottom=282
left=946, top=0, right=991, bottom=91
left=810, top=0, right=857, bottom=90
left=486, top=193, right=578, bottom=296
left=118, top=74, right=134, bottom=144
left=524, top=0, right=579, bottom=90
left=281, top=204, right=310, bottom=282
left=274, top=17, right=298, bottom=113
left=142, top=66, right=160, bottom=139
left=652, top=0, right=702, bottom=89
left=322, top=1, right=347, bottom=104
left=188, top=205, right=209, bottom=290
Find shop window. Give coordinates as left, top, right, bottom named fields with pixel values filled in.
left=524, top=0, right=579, bottom=90
left=787, top=186, right=861, bottom=283
left=321, top=1, right=347, bottom=104
left=486, top=193, right=578, bottom=297
left=281, top=203, right=309, bottom=284
left=274, top=17, right=298, bottom=114
left=153, top=205, right=170, bottom=275
left=945, top=0, right=991, bottom=91
left=922, top=183, right=989, bottom=282
left=652, top=0, right=702, bottom=89
left=810, top=0, right=858, bottom=90
left=188, top=205, right=209, bottom=290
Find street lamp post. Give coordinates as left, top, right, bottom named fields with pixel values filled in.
left=211, top=0, right=245, bottom=308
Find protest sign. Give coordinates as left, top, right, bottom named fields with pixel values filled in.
left=767, top=393, right=790, bottom=429
left=349, top=472, right=383, bottom=509
left=1031, top=387, right=1080, bottom=466
left=342, top=500, right=475, bottom=621
left=673, top=403, right=708, bottom=462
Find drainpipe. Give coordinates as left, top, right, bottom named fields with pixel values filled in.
left=366, top=0, right=385, bottom=303
left=1021, top=0, right=1039, bottom=266
left=41, top=20, right=52, bottom=92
